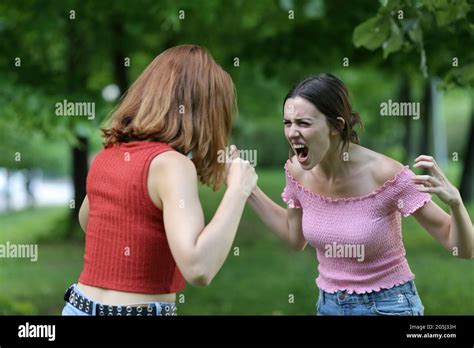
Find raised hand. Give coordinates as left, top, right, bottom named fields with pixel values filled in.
left=224, top=145, right=238, bottom=186
left=412, top=155, right=461, bottom=207
left=225, top=144, right=257, bottom=197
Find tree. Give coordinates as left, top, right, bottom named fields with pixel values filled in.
left=353, top=0, right=474, bottom=200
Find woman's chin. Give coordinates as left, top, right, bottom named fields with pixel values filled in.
left=297, top=154, right=317, bottom=170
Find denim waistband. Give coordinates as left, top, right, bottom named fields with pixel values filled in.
left=320, top=281, right=418, bottom=305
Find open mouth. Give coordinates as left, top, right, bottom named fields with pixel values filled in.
left=292, top=143, right=309, bottom=163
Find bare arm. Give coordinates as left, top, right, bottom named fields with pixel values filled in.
left=155, top=151, right=257, bottom=286
left=228, top=145, right=305, bottom=251
left=248, top=186, right=306, bottom=251
left=412, top=155, right=473, bottom=259
left=78, top=195, right=89, bottom=232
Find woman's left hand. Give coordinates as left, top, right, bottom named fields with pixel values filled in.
left=412, top=155, right=461, bottom=207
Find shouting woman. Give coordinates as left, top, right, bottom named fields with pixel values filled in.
left=245, top=73, right=473, bottom=316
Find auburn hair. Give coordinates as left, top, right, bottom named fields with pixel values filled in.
left=101, top=45, right=236, bottom=190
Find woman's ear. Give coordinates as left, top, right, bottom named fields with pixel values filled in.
left=330, top=117, right=345, bottom=136
left=337, top=117, right=346, bottom=130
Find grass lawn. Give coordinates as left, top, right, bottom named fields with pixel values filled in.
left=0, top=207, right=84, bottom=314
left=0, top=169, right=473, bottom=315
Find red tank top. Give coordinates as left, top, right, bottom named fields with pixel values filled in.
left=78, top=141, right=186, bottom=294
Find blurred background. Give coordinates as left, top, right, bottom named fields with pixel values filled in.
left=0, top=0, right=473, bottom=315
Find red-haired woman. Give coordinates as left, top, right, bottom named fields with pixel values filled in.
left=62, top=45, right=257, bottom=316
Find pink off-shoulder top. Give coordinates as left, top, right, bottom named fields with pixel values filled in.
left=282, top=161, right=431, bottom=294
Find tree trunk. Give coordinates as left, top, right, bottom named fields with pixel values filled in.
left=111, top=17, right=129, bottom=95
left=71, top=136, right=89, bottom=232
left=4, top=169, right=11, bottom=212
left=459, top=111, right=473, bottom=202
left=400, top=74, right=412, bottom=164
left=66, top=3, right=89, bottom=237
left=24, top=169, right=35, bottom=207
left=420, top=79, right=433, bottom=175
left=431, top=78, right=448, bottom=168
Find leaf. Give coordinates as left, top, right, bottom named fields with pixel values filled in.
left=454, top=63, right=474, bottom=86
left=304, top=0, right=324, bottom=19
left=433, top=0, right=470, bottom=27
left=379, top=0, right=403, bottom=13
left=383, top=19, right=404, bottom=58
left=353, top=15, right=391, bottom=50
left=419, top=45, right=428, bottom=78
left=408, top=19, right=423, bottom=44
left=279, top=0, right=294, bottom=11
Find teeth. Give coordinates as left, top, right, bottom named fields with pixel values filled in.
left=293, top=144, right=305, bottom=149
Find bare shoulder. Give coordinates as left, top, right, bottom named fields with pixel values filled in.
left=370, top=152, right=405, bottom=185
left=146, top=150, right=199, bottom=211
left=150, top=150, right=197, bottom=182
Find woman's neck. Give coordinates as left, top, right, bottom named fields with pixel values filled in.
left=316, top=142, right=356, bottom=182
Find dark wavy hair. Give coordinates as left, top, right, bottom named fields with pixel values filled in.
left=284, top=73, right=363, bottom=154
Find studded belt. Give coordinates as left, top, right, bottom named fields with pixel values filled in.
left=64, top=285, right=177, bottom=316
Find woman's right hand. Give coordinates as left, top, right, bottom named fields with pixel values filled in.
left=226, top=151, right=258, bottom=198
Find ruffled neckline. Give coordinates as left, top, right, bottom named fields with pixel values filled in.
left=284, top=161, right=410, bottom=203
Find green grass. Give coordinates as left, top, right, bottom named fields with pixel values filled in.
left=0, top=169, right=473, bottom=315
left=1, top=207, right=69, bottom=243
left=0, top=207, right=84, bottom=314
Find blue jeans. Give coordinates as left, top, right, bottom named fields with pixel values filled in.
left=62, top=284, right=177, bottom=316
left=316, top=280, right=424, bottom=316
